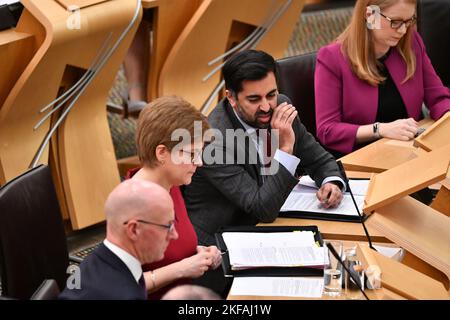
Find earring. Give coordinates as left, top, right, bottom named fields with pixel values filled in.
left=159, top=160, right=165, bottom=165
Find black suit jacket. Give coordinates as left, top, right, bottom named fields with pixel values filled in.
left=185, top=96, right=343, bottom=246
left=59, top=243, right=146, bottom=300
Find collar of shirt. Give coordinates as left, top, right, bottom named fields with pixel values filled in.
left=103, top=239, right=143, bottom=283
left=232, top=108, right=258, bottom=137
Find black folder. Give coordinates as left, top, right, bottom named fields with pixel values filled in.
left=279, top=178, right=371, bottom=223
left=279, top=210, right=369, bottom=223
left=215, top=225, right=324, bottom=278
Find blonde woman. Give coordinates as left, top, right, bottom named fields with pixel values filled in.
left=127, top=96, right=222, bottom=299
left=315, top=0, right=450, bottom=155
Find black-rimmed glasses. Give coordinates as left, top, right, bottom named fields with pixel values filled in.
left=123, top=219, right=175, bottom=233
left=379, top=12, right=416, bottom=29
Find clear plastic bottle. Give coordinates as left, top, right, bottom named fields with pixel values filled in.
left=344, top=248, right=365, bottom=300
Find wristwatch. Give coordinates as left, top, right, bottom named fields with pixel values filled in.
left=373, top=122, right=381, bottom=139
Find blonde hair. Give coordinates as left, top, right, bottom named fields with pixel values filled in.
left=136, top=96, right=210, bottom=167
left=337, top=0, right=416, bottom=86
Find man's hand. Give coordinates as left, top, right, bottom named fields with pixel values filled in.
left=316, top=182, right=343, bottom=208
left=270, top=101, right=297, bottom=154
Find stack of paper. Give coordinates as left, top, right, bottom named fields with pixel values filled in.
left=222, top=231, right=326, bottom=270
left=280, top=176, right=369, bottom=219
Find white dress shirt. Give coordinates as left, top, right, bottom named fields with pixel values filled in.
left=233, top=109, right=345, bottom=190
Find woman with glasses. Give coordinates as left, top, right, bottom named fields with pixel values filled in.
left=127, top=95, right=222, bottom=299
left=315, top=0, right=450, bottom=156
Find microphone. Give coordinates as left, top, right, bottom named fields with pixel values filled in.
left=336, top=160, right=376, bottom=251
left=326, top=242, right=370, bottom=300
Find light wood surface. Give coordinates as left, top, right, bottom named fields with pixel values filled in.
left=258, top=217, right=389, bottom=243
left=340, top=118, right=434, bottom=173
left=367, top=196, right=450, bottom=289
left=414, top=112, right=450, bottom=152
left=142, top=0, right=203, bottom=101
left=363, top=144, right=450, bottom=213
left=431, top=184, right=450, bottom=217
left=159, top=0, right=305, bottom=110
left=0, top=0, right=140, bottom=229
left=357, top=244, right=449, bottom=299
left=56, top=0, right=108, bottom=10
left=0, top=30, right=35, bottom=112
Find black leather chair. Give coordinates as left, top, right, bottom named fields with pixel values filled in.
left=276, top=52, right=318, bottom=138
left=0, top=165, right=69, bottom=299
left=30, top=279, right=60, bottom=300
left=417, top=0, right=450, bottom=87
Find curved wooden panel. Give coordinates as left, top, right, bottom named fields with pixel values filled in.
left=0, top=0, right=141, bottom=229
left=158, top=0, right=305, bottom=109
left=142, top=0, right=203, bottom=101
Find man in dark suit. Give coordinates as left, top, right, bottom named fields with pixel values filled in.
left=185, top=49, right=345, bottom=247
left=59, top=179, right=178, bottom=299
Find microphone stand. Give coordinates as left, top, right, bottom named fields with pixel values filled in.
left=336, top=161, right=376, bottom=251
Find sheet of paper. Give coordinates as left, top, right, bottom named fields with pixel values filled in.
left=280, top=186, right=364, bottom=217
left=222, top=232, right=326, bottom=268
left=299, top=175, right=370, bottom=196
left=373, top=245, right=404, bottom=261
left=0, top=1, right=20, bottom=5
left=229, top=277, right=324, bottom=298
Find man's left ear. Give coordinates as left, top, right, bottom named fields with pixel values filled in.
left=125, top=221, right=139, bottom=241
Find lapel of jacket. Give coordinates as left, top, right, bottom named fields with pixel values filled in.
left=223, top=99, right=263, bottom=184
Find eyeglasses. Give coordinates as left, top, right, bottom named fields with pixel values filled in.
left=181, top=150, right=202, bottom=164
left=379, top=12, right=416, bottom=29
left=123, top=219, right=175, bottom=233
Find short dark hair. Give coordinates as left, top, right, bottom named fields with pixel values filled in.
left=222, top=50, right=277, bottom=94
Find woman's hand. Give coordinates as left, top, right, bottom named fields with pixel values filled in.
left=178, top=250, right=215, bottom=278
left=197, top=245, right=222, bottom=270
left=379, top=118, right=418, bottom=141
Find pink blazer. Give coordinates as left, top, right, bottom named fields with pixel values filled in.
left=315, top=31, right=450, bottom=154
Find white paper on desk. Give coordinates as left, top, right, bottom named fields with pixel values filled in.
left=373, top=245, right=404, bottom=261
left=222, top=232, right=326, bottom=268
left=280, top=184, right=364, bottom=217
left=0, top=1, right=19, bottom=5
left=230, top=277, right=324, bottom=298
left=299, top=175, right=370, bottom=196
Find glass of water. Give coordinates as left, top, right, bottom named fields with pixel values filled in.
left=323, top=240, right=343, bottom=297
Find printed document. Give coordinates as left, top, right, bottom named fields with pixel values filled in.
left=222, top=232, right=326, bottom=269
left=280, top=176, right=368, bottom=217
left=229, top=277, right=324, bottom=298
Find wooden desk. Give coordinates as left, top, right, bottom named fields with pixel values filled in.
left=227, top=240, right=449, bottom=300
left=340, top=118, right=434, bottom=173
left=258, top=217, right=388, bottom=243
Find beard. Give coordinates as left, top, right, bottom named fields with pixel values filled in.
left=236, top=102, right=273, bottom=129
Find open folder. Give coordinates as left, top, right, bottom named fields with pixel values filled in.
left=215, top=225, right=325, bottom=277
left=279, top=176, right=370, bottom=222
